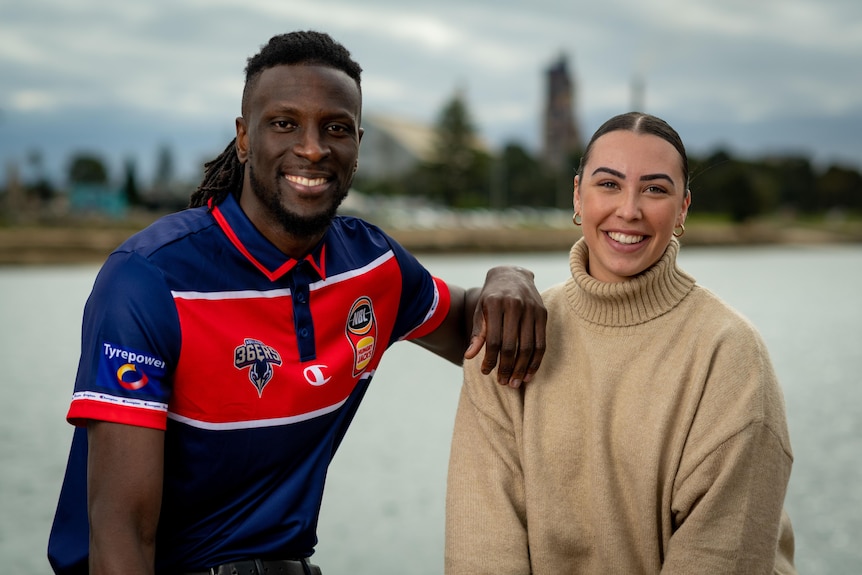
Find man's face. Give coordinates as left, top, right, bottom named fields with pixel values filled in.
left=236, top=64, right=362, bottom=242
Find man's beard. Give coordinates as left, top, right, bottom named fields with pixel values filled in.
left=248, top=164, right=349, bottom=239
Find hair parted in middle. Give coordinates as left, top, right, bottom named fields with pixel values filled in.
left=576, top=112, right=690, bottom=191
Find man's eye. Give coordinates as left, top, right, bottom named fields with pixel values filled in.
left=328, top=124, right=350, bottom=135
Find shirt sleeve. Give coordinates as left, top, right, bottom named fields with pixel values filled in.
left=385, top=236, right=451, bottom=342
left=67, top=250, right=181, bottom=430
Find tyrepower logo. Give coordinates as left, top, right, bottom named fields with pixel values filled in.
left=101, top=342, right=166, bottom=392
left=345, top=297, right=377, bottom=377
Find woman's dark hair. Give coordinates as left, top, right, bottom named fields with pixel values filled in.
left=189, top=31, right=363, bottom=209
left=576, top=112, right=689, bottom=189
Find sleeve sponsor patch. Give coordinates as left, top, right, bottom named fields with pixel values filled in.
left=98, top=341, right=168, bottom=398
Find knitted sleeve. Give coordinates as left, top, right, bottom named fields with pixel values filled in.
left=664, top=313, right=796, bottom=574
left=445, top=357, right=530, bottom=575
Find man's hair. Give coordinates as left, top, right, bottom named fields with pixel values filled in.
left=576, top=111, right=690, bottom=190
left=189, top=31, right=363, bottom=209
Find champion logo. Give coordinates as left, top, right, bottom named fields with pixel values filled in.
left=234, top=338, right=283, bottom=397
left=303, top=364, right=332, bottom=386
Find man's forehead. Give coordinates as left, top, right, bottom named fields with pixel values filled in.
left=246, top=64, right=360, bottom=110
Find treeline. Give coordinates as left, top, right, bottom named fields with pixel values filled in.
left=3, top=93, right=861, bottom=223
left=355, top=94, right=862, bottom=222
left=1, top=144, right=197, bottom=220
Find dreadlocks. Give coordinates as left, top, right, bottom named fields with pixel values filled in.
left=188, top=138, right=243, bottom=208
left=188, top=30, right=363, bottom=210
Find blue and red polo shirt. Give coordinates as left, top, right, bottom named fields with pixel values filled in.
left=48, top=193, right=451, bottom=573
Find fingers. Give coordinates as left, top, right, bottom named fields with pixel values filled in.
left=477, top=296, right=547, bottom=388
left=464, top=310, right=487, bottom=360
left=475, top=293, right=504, bottom=377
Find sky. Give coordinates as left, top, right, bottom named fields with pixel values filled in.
left=2, top=0, right=861, bottom=187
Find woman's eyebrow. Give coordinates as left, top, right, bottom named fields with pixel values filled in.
left=591, top=167, right=674, bottom=185
left=640, top=173, right=674, bottom=184
left=591, top=167, right=625, bottom=178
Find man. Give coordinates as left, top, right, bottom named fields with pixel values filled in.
left=48, top=31, right=546, bottom=575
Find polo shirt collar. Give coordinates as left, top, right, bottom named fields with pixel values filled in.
left=209, top=194, right=327, bottom=282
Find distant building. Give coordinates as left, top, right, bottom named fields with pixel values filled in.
left=357, top=114, right=437, bottom=180
left=69, top=183, right=127, bottom=219
left=542, top=54, right=582, bottom=170
left=357, top=113, right=489, bottom=180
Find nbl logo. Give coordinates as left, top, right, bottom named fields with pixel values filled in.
left=345, top=297, right=377, bottom=377
left=234, top=338, right=283, bottom=396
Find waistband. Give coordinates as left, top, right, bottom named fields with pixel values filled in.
left=182, top=558, right=321, bottom=575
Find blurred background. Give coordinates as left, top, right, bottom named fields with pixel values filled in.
left=1, top=0, right=861, bottom=245
left=1, top=1, right=861, bottom=573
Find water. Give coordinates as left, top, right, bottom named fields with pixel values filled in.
left=1, top=245, right=860, bottom=574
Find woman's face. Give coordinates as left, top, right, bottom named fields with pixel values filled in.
left=574, top=130, right=690, bottom=283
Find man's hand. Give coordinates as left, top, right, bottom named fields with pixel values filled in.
left=464, top=266, right=546, bottom=388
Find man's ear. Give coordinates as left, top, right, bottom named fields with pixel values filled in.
left=235, top=117, right=249, bottom=164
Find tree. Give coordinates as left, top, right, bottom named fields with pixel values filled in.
left=152, top=143, right=176, bottom=197
left=68, top=153, right=109, bottom=185
left=768, top=156, right=817, bottom=213
left=417, top=89, right=491, bottom=207
left=123, top=157, right=142, bottom=207
left=817, top=165, right=862, bottom=212
left=26, top=149, right=55, bottom=201
left=498, top=143, right=558, bottom=208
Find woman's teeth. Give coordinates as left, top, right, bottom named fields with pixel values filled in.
left=607, top=231, right=644, bottom=244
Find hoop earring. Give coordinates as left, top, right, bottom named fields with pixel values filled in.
left=573, top=212, right=582, bottom=226
left=673, top=223, right=685, bottom=238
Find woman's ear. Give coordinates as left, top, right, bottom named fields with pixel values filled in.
left=573, top=175, right=581, bottom=213
left=679, top=188, right=691, bottom=224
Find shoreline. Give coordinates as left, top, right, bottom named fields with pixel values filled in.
left=0, top=221, right=860, bottom=266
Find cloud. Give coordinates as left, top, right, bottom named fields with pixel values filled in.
left=1, top=0, right=861, bottom=184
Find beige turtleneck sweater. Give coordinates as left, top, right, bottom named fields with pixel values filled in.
left=445, top=238, right=796, bottom=574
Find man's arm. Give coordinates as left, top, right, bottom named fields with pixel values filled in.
left=87, top=421, right=164, bottom=575
left=414, top=266, right=546, bottom=388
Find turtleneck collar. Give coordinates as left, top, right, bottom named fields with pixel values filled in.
left=565, top=237, right=696, bottom=327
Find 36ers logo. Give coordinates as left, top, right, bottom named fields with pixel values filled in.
left=234, top=338, right=283, bottom=397
left=345, top=296, right=377, bottom=377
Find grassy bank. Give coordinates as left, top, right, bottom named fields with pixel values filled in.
left=1, top=214, right=860, bottom=266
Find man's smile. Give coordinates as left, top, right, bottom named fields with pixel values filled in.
left=285, top=174, right=328, bottom=188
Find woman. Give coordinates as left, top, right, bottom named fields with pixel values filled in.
left=445, top=112, right=796, bottom=574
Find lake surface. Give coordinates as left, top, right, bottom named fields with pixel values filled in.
left=1, top=244, right=860, bottom=574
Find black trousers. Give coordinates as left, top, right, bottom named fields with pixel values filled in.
left=182, top=558, right=322, bottom=575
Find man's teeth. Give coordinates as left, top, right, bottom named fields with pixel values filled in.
left=607, top=231, right=644, bottom=244
left=287, top=175, right=327, bottom=186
